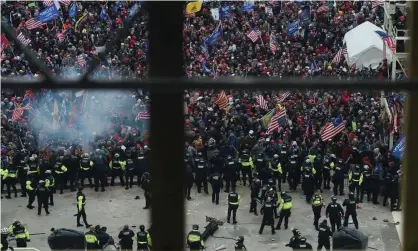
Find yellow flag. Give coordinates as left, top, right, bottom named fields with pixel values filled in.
left=186, top=1, right=202, bottom=14
left=52, top=100, right=59, bottom=130
left=260, top=109, right=275, bottom=129
left=75, top=13, right=88, bottom=31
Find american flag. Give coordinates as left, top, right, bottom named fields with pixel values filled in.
left=277, top=91, right=291, bottom=103
left=215, top=90, right=229, bottom=110
left=136, top=111, right=151, bottom=121
left=387, top=95, right=403, bottom=134
left=43, top=0, right=54, bottom=6
left=76, top=54, right=87, bottom=67
left=269, top=32, right=277, bottom=53
left=375, top=30, right=396, bottom=53
left=332, top=48, right=347, bottom=64
left=321, top=115, right=346, bottom=142
left=16, top=33, right=31, bottom=46
left=257, top=95, right=268, bottom=110
left=247, top=30, right=261, bottom=43
left=371, top=0, right=385, bottom=9
left=25, top=18, right=45, bottom=30
left=24, top=89, right=35, bottom=100
left=267, top=107, right=287, bottom=134
left=59, top=0, right=71, bottom=7
left=11, top=103, right=30, bottom=122
left=56, top=31, right=66, bottom=41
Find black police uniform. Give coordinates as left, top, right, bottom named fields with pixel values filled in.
left=325, top=201, right=344, bottom=232
left=195, top=159, right=209, bottom=194
left=332, top=162, right=345, bottom=196
left=5, top=166, right=18, bottom=198
left=227, top=191, right=240, bottom=224
left=234, top=241, right=247, bottom=250
left=311, top=194, right=324, bottom=230
left=259, top=200, right=276, bottom=234
left=224, top=157, right=239, bottom=192
left=317, top=221, right=332, bottom=251
left=141, top=174, right=152, bottom=209
left=322, top=157, right=332, bottom=189
left=79, top=156, right=93, bottom=187
left=287, top=157, right=300, bottom=191
left=185, top=166, right=194, bottom=200
left=118, top=227, right=135, bottom=250
left=249, top=178, right=261, bottom=215
left=210, top=172, right=222, bottom=204
left=360, top=169, right=372, bottom=202
left=343, top=196, right=359, bottom=229
left=302, top=170, right=315, bottom=203
left=125, top=157, right=135, bottom=189
left=36, top=182, right=50, bottom=215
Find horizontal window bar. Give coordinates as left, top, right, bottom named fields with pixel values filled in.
left=1, top=78, right=415, bottom=90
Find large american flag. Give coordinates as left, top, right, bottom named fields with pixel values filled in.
left=25, top=17, right=45, bottom=30
left=277, top=91, right=291, bottom=103
left=371, top=0, right=385, bottom=9
left=215, top=90, right=229, bottom=110
left=375, top=30, right=396, bottom=53
left=16, top=33, right=31, bottom=46
left=43, top=0, right=54, bottom=6
left=136, top=111, right=151, bottom=121
left=387, top=94, right=403, bottom=134
left=267, top=108, right=287, bottom=134
left=321, top=115, right=346, bottom=142
left=257, top=95, right=268, bottom=110
left=11, top=103, right=30, bottom=122
left=269, top=32, right=277, bottom=53
left=247, top=30, right=261, bottom=43
left=76, top=54, right=87, bottom=67
left=332, top=48, right=347, bottom=64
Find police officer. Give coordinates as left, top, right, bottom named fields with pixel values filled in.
left=279, top=145, right=289, bottom=184
left=136, top=150, right=148, bottom=186
left=63, top=152, right=77, bottom=192
left=210, top=171, right=222, bottom=205
left=1, top=227, right=11, bottom=250
left=224, top=155, right=239, bottom=193
left=371, top=168, right=381, bottom=204
left=286, top=228, right=301, bottom=248
left=18, top=156, right=30, bottom=197
left=136, top=225, right=152, bottom=251
left=195, top=158, right=209, bottom=194
left=187, top=225, right=204, bottom=250
left=4, top=165, right=18, bottom=199
left=85, top=226, right=99, bottom=250
left=124, top=150, right=136, bottom=190
left=302, top=168, right=315, bottom=203
left=317, top=219, right=332, bottom=251
left=259, top=196, right=276, bottom=235
left=92, top=150, right=107, bottom=192
left=276, top=191, right=292, bottom=230
left=322, top=155, right=334, bottom=190
left=79, top=153, right=94, bottom=188
left=287, top=155, right=300, bottom=191
left=235, top=236, right=247, bottom=250
left=295, top=237, right=313, bottom=250
left=343, top=192, right=359, bottom=229
left=360, top=165, right=372, bottom=203
left=141, top=172, right=152, bottom=209
left=348, top=165, right=363, bottom=202
left=36, top=180, right=50, bottom=216
left=332, top=159, right=345, bottom=196
left=53, top=156, right=68, bottom=194
left=314, top=154, right=324, bottom=190
left=265, top=180, right=279, bottom=218
left=270, top=154, right=283, bottom=192
left=37, top=158, right=50, bottom=182
left=185, top=165, right=194, bottom=201
left=326, top=196, right=344, bottom=232
left=254, top=153, right=267, bottom=174
left=249, top=176, right=261, bottom=215
left=312, top=190, right=324, bottom=230
left=227, top=187, right=240, bottom=224
left=239, top=150, right=254, bottom=186
left=26, top=176, right=37, bottom=209
left=44, top=170, right=55, bottom=206
left=110, top=153, right=126, bottom=186
left=9, top=221, right=30, bottom=247
left=118, top=225, right=135, bottom=251
left=76, top=187, right=92, bottom=228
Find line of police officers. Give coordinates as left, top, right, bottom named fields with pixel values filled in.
left=184, top=143, right=401, bottom=250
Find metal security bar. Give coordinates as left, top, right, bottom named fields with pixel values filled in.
left=2, top=2, right=418, bottom=251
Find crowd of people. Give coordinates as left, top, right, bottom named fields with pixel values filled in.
left=0, top=0, right=406, bottom=250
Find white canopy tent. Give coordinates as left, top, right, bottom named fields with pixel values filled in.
left=343, top=21, right=393, bottom=69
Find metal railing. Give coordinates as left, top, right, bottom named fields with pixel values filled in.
left=2, top=2, right=418, bottom=251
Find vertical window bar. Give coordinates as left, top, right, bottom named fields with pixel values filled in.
left=403, top=2, right=418, bottom=251
left=148, top=2, right=185, bottom=251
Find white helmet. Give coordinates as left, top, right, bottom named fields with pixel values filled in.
left=330, top=154, right=336, bottom=158
left=1, top=228, right=9, bottom=235
left=114, top=153, right=120, bottom=158
left=29, top=157, right=35, bottom=161
left=45, top=170, right=52, bottom=174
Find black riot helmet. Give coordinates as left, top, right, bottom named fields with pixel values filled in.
left=331, top=196, right=337, bottom=202
left=268, top=179, right=274, bottom=186
left=349, top=192, right=355, bottom=199
left=42, top=158, right=49, bottom=164
left=237, top=236, right=244, bottom=243
left=140, top=225, right=145, bottom=231
left=192, top=224, right=199, bottom=230
left=227, top=155, right=232, bottom=160
left=185, top=153, right=190, bottom=159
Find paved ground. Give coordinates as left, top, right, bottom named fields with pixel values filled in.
left=1, top=182, right=401, bottom=251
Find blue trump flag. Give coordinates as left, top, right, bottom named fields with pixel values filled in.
left=113, top=0, right=123, bottom=12
left=287, top=20, right=299, bottom=35
left=38, top=5, right=60, bottom=23
left=69, top=3, right=76, bottom=18
left=242, top=2, right=255, bottom=12
left=204, top=23, right=222, bottom=46
left=219, top=6, right=231, bottom=19
left=126, top=3, right=141, bottom=24
left=299, top=6, right=311, bottom=23
left=392, top=136, right=405, bottom=159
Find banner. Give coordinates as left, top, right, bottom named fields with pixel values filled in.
left=186, top=1, right=203, bottom=14
left=287, top=20, right=299, bottom=35
left=210, top=8, right=219, bottom=21
left=392, top=136, right=405, bottom=159
left=38, top=5, right=60, bottom=23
